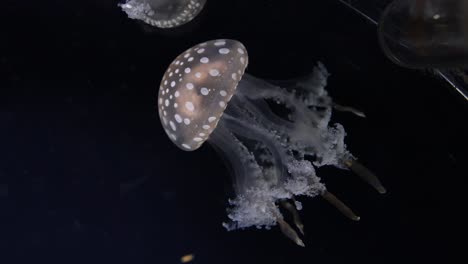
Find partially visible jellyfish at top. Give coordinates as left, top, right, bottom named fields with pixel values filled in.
left=338, top=0, right=468, bottom=100
left=378, top=0, right=468, bottom=69
left=119, top=0, right=206, bottom=28
left=157, top=39, right=386, bottom=246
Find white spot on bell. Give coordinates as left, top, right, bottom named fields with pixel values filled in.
left=209, top=69, right=219, bottom=76
left=200, top=87, right=209, bottom=95
left=185, top=101, right=194, bottom=111
left=214, top=40, right=226, bottom=46
left=202, top=125, right=210, bottom=130
left=175, top=114, right=182, bottom=123
left=186, top=83, right=194, bottom=90
left=185, top=68, right=191, bottom=73
left=169, top=121, right=176, bottom=131
left=182, top=144, right=191, bottom=149
left=200, top=57, right=209, bottom=63
left=184, top=118, right=191, bottom=125
left=208, top=116, right=216, bottom=122
left=219, top=101, right=226, bottom=107
left=220, top=90, right=227, bottom=97
left=219, top=48, right=230, bottom=54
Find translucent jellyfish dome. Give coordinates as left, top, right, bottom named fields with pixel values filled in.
left=378, top=0, right=468, bottom=69
left=119, top=0, right=206, bottom=28
left=157, top=39, right=386, bottom=246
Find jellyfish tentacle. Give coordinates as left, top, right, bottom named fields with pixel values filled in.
left=211, top=123, right=283, bottom=230
left=209, top=122, right=264, bottom=196
left=280, top=200, right=305, bottom=235
left=344, top=159, right=387, bottom=194
left=273, top=209, right=305, bottom=247
left=296, top=62, right=330, bottom=94
left=231, top=87, right=337, bottom=168
left=222, top=113, right=289, bottom=186
left=304, top=123, right=354, bottom=168
left=229, top=81, right=331, bottom=197
left=321, top=190, right=361, bottom=221
left=259, top=62, right=330, bottom=96
left=215, top=97, right=327, bottom=232
left=333, top=103, right=367, bottom=118
left=231, top=70, right=383, bottom=228
left=262, top=62, right=333, bottom=114
left=231, top=94, right=295, bottom=132
left=238, top=74, right=326, bottom=128
left=223, top=110, right=326, bottom=197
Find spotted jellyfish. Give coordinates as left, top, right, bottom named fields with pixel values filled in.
left=119, top=0, right=206, bottom=28
left=157, top=39, right=386, bottom=247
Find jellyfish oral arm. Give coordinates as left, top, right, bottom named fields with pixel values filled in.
left=209, top=120, right=312, bottom=247
left=119, top=0, right=153, bottom=21
left=209, top=123, right=281, bottom=230
left=205, top=63, right=385, bottom=246
left=236, top=71, right=353, bottom=167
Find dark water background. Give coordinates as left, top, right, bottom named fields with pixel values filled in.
left=1, top=0, right=466, bottom=263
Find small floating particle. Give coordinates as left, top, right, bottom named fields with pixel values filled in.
left=180, top=254, right=194, bottom=263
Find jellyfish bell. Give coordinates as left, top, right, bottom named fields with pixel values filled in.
left=157, top=39, right=386, bottom=246
left=119, top=0, right=206, bottom=28
left=378, top=0, right=468, bottom=69
left=158, top=40, right=247, bottom=150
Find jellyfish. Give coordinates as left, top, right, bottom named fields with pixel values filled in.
left=119, top=0, right=206, bottom=28
left=378, top=0, right=468, bottom=69
left=157, top=39, right=386, bottom=246
left=338, top=0, right=468, bottom=100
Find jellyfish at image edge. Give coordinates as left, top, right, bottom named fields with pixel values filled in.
left=157, top=39, right=386, bottom=246
left=119, top=0, right=206, bottom=28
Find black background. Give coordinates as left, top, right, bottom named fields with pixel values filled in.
left=1, top=0, right=466, bottom=263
